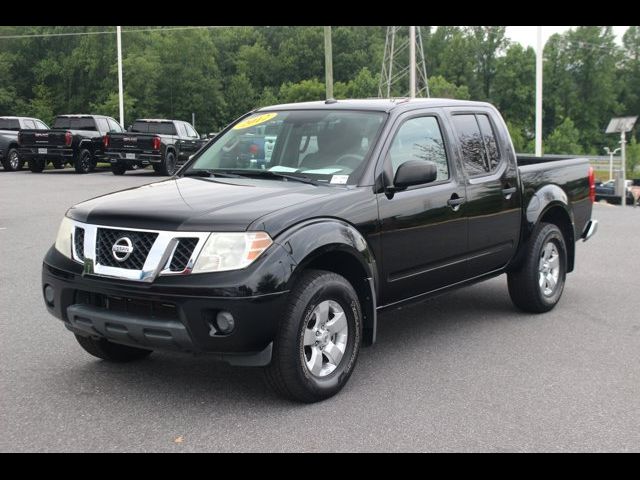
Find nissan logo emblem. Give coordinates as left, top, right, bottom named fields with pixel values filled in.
left=112, top=237, right=134, bottom=262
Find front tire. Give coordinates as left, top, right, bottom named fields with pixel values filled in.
left=508, top=222, right=567, bottom=313
left=111, top=163, right=127, bottom=175
left=264, top=270, right=362, bottom=403
left=74, top=334, right=152, bottom=362
left=28, top=158, right=46, bottom=173
left=158, top=151, right=177, bottom=176
left=2, top=148, right=22, bottom=171
left=74, top=148, right=94, bottom=174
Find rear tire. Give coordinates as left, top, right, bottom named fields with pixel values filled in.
left=74, top=148, right=93, bottom=174
left=508, top=222, right=567, bottom=313
left=111, top=163, right=127, bottom=175
left=28, top=158, right=46, bottom=173
left=159, top=151, right=177, bottom=176
left=264, top=269, right=362, bottom=403
left=2, top=148, right=22, bottom=171
left=74, top=334, right=152, bottom=362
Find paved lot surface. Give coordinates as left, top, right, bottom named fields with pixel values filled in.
left=1, top=167, right=639, bottom=452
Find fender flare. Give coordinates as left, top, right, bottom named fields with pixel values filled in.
left=274, top=218, right=379, bottom=346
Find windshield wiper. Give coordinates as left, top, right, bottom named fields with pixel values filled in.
left=182, top=169, right=243, bottom=178
left=215, top=169, right=323, bottom=186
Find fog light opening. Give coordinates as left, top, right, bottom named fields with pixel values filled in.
left=216, top=311, right=235, bottom=334
left=44, top=284, right=55, bottom=306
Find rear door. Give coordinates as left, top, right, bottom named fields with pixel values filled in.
left=175, top=122, right=194, bottom=160
left=183, top=122, right=204, bottom=156
left=377, top=109, right=469, bottom=305
left=448, top=108, right=521, bottom=277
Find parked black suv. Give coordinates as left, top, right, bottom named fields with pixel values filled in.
left=104, top=119, right=206, bottom=175
left=42, top=99, right=597, bottom=402
left=0, top=116, right=49, bottom=171
left=19, top=114, right=123, bottom=173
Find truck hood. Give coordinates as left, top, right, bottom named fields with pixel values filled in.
left=67, top=177, right=335, bottom=232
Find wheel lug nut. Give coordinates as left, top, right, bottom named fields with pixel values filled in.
left=316, top=331, right=321, bottom=336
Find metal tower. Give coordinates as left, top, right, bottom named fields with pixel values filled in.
left=378, top=26, right=430, bottom=99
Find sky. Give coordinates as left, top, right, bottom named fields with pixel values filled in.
left=505, top=26, right=630, bottom=49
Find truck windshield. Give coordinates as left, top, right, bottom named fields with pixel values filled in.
left=184, top=110, right=386, bottom=185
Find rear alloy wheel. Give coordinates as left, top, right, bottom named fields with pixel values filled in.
left=159, top=151, right=177, bottom=176
left=28, top=158, right=46, bottom=173
left=111, top=163, right=127, bottom=175
left=264, top=269, right=362, bottom=403
left=2, top=148, right=22, bottom=171
left=74, top=148, right=93, bottom=174
left=508, top=222, right=567, bottom=313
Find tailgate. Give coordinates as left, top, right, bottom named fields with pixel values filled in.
left=107, top=133, right=157, bottom=152
left=19, top=129, right=68, bottom=147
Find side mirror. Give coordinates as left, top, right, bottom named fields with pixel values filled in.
left=393, top=160, right=438, bottom=190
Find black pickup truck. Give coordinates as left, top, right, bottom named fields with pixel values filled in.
left=104, top=119, right=206, bottom=175
left=41, top=99, right=597, bottom=402
left=0, top=116, right=49, bottom=171
left=19, top=114, right=124, bottom=173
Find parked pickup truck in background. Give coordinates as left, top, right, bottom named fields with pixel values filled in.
left=42, top=99, right=597, bottom=402
left=19, top=114, right=123, bottom=173
left=104, top=119, right=206, bottom=175
left=0, top=116, right=49, bottom=171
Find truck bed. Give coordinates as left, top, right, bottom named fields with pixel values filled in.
left=517, top=155, right=592, bottom=239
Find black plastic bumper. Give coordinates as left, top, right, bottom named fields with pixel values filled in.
left=42, top=247, right=292, bottom=366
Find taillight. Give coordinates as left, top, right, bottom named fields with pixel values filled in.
left=152, top=136, right=161, bottom=151
left=17, top=131, right=22, bottom=146
left=64, top=131, right=72, bottom=146
left=103, top=135, right=110, bottom=148
left=588, top=166, right=596, bottom=203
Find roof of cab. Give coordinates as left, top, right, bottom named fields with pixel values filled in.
left=134, top=119, right=177, bottom=123
left=56, top=114, right=113, bottom=118
left=257, top=98, right=493, bottom=113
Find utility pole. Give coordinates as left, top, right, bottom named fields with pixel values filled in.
left=409, top=26, right=416, bottom=99
left=621, top=130, right=627, bottom=206
left=604, top=146, right=621, bottom=181
left=116, top=26, right=124, bottom=127
left=379, top=27, right=430, bottom=99
left=535, top=26, right=543, bottom=157
left=324, top=26, right=333, bottom=100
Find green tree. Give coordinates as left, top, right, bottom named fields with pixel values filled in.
left=493, top=44, right=535, bottom=131
left=467, top=26, right=508, bottom=99
left=545, top=117, right=583, bottom=154
left=279, top=79, right=325, bottom=103
left=428, top=75, right=470, bottom=99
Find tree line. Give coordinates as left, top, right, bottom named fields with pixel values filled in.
left=0, top=26, right=638, bottom=172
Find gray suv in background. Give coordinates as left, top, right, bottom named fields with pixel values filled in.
left=0, top=116, right=49, bottom=171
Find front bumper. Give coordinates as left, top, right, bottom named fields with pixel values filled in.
left=42, top=246, right=292, bottom=366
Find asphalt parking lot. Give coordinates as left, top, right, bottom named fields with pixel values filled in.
left=1, top=166, right=639, bottom=452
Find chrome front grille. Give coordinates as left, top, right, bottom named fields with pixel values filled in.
left=96, top=228, right=158, bottom=270
left=67, top=220, right=210, bottom=282
left=169, top=238, right=199, bottom=272
left=74, top=227, right=85, bottom=261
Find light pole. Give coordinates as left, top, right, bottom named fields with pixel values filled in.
left=606, top=116, right=637, bottom=207
left=604, top=146, right=621, bottom=181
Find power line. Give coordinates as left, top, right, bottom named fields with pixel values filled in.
left=0, top=26, right=231, bottom=40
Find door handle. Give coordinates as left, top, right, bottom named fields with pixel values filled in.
left=502, top=186, right=517, bottom=199
left=447, top=194, right=465, bottom=211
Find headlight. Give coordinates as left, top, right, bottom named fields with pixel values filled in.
left=54, top=217, right=74, bottom=259
left=192, top=232, right=273, bottom=273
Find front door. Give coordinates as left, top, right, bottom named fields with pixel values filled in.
left=377, top=112, right=469, bottom=305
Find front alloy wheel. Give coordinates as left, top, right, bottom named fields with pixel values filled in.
left=303, top=300, right=349, bottom=377
left=264, top=269, right=362, bottom=403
